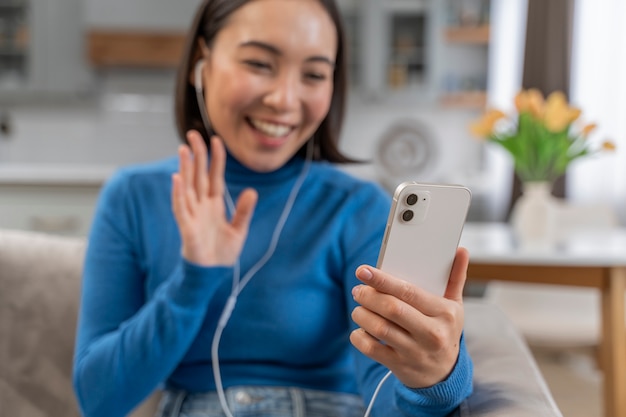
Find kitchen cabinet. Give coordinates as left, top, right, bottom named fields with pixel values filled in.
left=85, top=0, right=354, bottom=69
left=439, top=0, right=491, bottom=108
left=0, top=0, right=91, bottom=101
left=0, top=0, right=29, bottom=92
left=342, top=0, right=490, bottom=108
left=80, top=0, right=458, bottom=90
left=81, top=0, right=490, bottom=110
left=351, top=0, right=436, bottom=103
left=1, top=0, right=491, bottom=105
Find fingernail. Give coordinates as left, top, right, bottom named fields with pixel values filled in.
left=357, top=267, right=373, bottom=281
left=352, top=285, right=361, bottom=298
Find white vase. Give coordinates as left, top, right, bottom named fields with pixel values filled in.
left=510, top=181, right=559, bottom=249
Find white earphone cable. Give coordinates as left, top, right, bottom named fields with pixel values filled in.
left=210, top=143, right=312, bottom=417
left=364, top=369, right=393, bottom=417
left=196, top=65, right=314, bottom=414
left=195, top=58, right=390, bottom=417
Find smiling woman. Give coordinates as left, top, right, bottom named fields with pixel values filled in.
left=188, top=0, right=337, bottom=172
left=174, top=0, right=354, bottom=168
left=72, top=1, right=474, bottom=417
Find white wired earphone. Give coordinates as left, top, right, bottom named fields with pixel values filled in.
left=193, top=59, right=390, bottom=417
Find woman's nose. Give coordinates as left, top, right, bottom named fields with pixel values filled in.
left=263, top=72, right=300, bottom=112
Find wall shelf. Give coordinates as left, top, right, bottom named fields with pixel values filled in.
left=440, top=91, right=487, bottom=109
left=445, top=25, right=490, bottom=44
left=87, top=30, right=185, bottom=68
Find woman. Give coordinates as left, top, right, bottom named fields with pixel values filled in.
left=73, top=0, right=473, bottom=416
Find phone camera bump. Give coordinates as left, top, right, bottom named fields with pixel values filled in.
left=406, top=193, right=418, bottom=206
left=402, top=210, right=414, bottom=222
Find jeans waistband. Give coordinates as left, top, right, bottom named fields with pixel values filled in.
left=156, top=386, right=366, bottom=417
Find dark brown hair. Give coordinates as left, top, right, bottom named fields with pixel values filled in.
left=173, top=0, right=355, bottom=163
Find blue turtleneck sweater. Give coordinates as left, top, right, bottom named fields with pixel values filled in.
left=73, top=153, right=473, bottom=417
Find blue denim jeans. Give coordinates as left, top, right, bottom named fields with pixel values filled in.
left=156, top=386, right=367, bottom=417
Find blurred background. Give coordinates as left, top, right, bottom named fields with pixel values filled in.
left=0, top=0, right=624, bottom=231
left=1, top=0, right=625, bottom=414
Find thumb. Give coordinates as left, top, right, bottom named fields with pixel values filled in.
left=444, top=247, right=470, bottom=303
left=231, top=188, right=258, bottom=233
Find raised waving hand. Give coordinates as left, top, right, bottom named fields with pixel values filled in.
left=171, top=130, right=258, bottom=266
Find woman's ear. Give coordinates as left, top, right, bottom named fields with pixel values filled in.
left=189, top=38, right=211, bottom=88
left=193, top=59, right=205, bottom=93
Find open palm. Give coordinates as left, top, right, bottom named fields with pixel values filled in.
left=171, top=130, right=257, bottom=266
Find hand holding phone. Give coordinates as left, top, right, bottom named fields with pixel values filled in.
left=376, top=181, right=471, bottom=296
left=350, top=182, right=471, bottom=390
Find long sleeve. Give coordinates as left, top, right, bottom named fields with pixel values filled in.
left=353, top=335, right=473, bottom=417
left=72, top=169, right=232, bottom=417
left=71, top=157, right=474, bottom=417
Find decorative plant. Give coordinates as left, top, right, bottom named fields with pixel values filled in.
left=470, top=88, right=615, bottom=183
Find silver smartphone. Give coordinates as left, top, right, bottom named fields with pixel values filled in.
left=377, top=182, right=472, bottom=296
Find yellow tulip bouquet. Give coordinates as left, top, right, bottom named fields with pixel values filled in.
left=470, top=89, right=615, bottom=183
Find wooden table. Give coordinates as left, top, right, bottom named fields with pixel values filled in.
left=460, top=222, right=626, bottom=417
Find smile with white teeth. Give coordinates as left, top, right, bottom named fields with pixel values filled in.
left=249, top=118, right=292, bottom=137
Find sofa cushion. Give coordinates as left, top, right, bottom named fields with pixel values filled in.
left=460, top=299, right=563, bottom=417
left=0, top=229, right=85, bottom=417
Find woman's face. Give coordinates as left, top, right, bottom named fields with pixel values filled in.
left=199, top=0, right=337, bottom=172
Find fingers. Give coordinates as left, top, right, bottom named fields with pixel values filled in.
left=187, top=130, right=209, bottom=198
left=231, top=188, right=258, bottom=233
left=352, top=262, right=464, bottom=335
left=351, top=300, right=413, bottom=351
left=178, top=143, right=193, bottom=195
left=176, top=130, right=224, bottom=220
left=351, top=264, right=466, bottom=387
left=171, top=172, right=189, bottom=225
left=208, top=136, right=226, bottom=198
left=352, top=282, right=432, bottom=342
left=177, top=144, right=196, bottom=215
left=177, top=129, right=256, bottom=230
left=179, top=131, right=227, bottom=201
left=355, top=247, right=470, bottom=312
left=355, top=266, right=440, bottom=314
left=444, top=247, right=470, bottom=302
left=349, top=327, right=398, bottom=368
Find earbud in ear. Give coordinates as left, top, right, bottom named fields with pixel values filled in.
left=194, top=59, right=205, bottom=93
left=194, top=58, right=212, bottom=134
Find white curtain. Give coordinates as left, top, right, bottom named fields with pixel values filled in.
left=568, top=0, right=626, bottom=225
left=483, top=0, right=528, bottom=221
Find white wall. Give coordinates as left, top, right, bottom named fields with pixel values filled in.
left=339, top=96, right=489, bottom=220
left=568, top=0, right=626, bottom=225
left=482, top=0, right=528, bottom=221
left=1, top=0, right=493, bottom=219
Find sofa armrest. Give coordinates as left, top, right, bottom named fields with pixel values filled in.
left=459, top=299, right=563, bottom=417
left=0, top=229, right=161, bottom=417
left=0, top=229, right=86, bottom=417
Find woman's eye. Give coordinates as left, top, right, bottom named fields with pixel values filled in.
left=305, top=72, right=327, bottom=82
left=244, top=60, right=271, bottom=70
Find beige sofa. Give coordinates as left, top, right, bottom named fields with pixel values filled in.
left=0, top=228, right=563, bottom=417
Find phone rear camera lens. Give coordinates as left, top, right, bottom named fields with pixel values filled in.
left=402, top=210, right=414, bottom=222
left=406, top=194, right=418, bottom=206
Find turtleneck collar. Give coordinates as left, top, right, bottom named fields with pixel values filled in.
left=223, top=150, right=307, bottom=187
